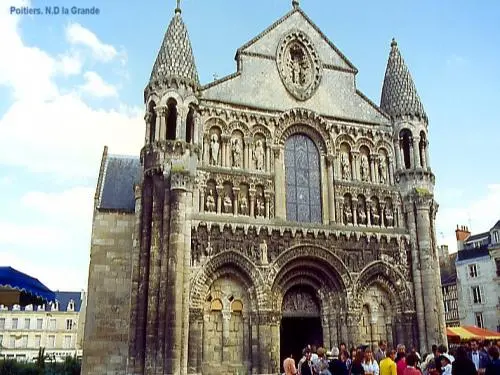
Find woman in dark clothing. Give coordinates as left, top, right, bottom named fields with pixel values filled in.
left=451, top=346, right=476, bottom=375
left=350, top=351, right=365, bottom=375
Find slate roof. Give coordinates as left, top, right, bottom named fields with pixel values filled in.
left=380, top=39, right=427, bottom=121
left=54, top=291, right=83, bottom=312
left=456, top=247, right=490, bottom=261
left=97, top=153, right=142, bottom=212
left=491, top=220, right=500, bottom=230
left=465, top=231, right=490, bottom=244
left=149, top=7, right=199, bottom=89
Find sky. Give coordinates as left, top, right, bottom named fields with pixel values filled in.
left=0, top=0, right=499, bottom=292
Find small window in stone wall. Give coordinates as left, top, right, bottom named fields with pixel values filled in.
left=231, top=300, right=243, bottom=313
left=210, top=299, right=223, bottom=312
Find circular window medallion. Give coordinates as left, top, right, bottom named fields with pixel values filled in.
left=276, top=30, right=322, bottom=101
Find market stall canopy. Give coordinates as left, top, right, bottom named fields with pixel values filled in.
left=0, top=266, right=55, bottom=303
left=447, top=326, right=500, bottom=343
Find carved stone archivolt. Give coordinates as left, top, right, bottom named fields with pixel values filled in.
left=282, top=287, right=320, bottom=316
left=276, top=30, right=322, bottom=101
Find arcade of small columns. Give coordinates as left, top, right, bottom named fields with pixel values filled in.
left=394, top=128, right=430, bottom=171
left=186, top=258, right=414, bottom=375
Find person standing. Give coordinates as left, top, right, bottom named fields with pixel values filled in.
left=484, top=346, right=500, bottom=375
left=403, top=354, right=421, bottom=375
left=452, top=346, right=476, bottom=375
left=300, top=350, right=313, bottom=375
left=468, top=339, right=489, bottom=374
left=380, top=349, right=397, bottom=375
left=284, top=353, right=298, bottom=375
left=375, top=341, right=388, bottom=364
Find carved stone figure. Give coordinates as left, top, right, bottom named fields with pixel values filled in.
left=231, top=138, right=242, bottom=168
left=210, top=134, right=219, bottom=165
left=378, top=156, right=387, bottom=184
left=357, top=201, right=367, bottom=225
left=344, top=201, right=353, bottom=224
left=384, top=205, right=394, bottom=227
left=255, top=192, right=265, bottom=217
left=260, top=240, right=268, bottom=265
left=282, top=290, right=319, bottom=314
left=360, top=155, right=370, bottom=182
left=239, top=190, right=248, bottom=215
left=205, top=240, right=213, bottom=257
left=370, top=204, right=380, bottom=226
left=205, top=188, right=216, bottom=213
left=254, top=140, right=265, bottom=171
left=341, top=153, right=351, bottom=180
left=223, top=191, right=233, bottom=213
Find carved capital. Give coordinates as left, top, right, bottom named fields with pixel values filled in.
left=326, top=154, right=335, bottom=166
left=134, top=183, right=142, bottom=199
left=258, top=310, right=281, bottom=325
left=170, top=172, right=194, bottom=191
left=189, top=308, right=204, bottom=322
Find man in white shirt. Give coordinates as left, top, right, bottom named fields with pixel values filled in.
left=468, top=339, right=488, bottom=373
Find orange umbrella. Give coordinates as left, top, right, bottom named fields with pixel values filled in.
left=446, top=326, right=500, bottom=342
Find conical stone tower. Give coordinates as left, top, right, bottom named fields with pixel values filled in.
left=127, top=4, right=201, bottom=374
left=381, top=39, right=447, bottom=353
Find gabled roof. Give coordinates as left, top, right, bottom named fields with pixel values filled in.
left=380, top=39, right=427, bottom=122
left=491, top=220, right=500, bottom=230
left=236, top=5, right=357, bottom=73
left=464, top=231, right=490, bottom=244
left=149, top=7, right=199, bottom=90
left=54, top=291, right=83, bottom=312
left=95, top=150, right=141, bottom=212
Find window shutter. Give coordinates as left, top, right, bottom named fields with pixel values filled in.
left=476, top=263, right=480, bottom=277
left=480, top=285, right=485, bottom=304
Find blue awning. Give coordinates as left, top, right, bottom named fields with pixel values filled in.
left=0, top=266, right=56, bottom=302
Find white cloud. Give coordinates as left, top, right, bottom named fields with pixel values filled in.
left=436, top=184, right=500, bottom=252
left=79, top=71, right=118, bottom=97
left=0, top=221, right=69, bottom=248
left=56, top=51, right=83, bottom=76
left=0, top=176, right=14, bottom=186
left=65, top=23, right=118, bottom=62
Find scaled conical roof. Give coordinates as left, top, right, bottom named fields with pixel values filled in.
left=380, top=39, right=427, bottom=121
left=149, top=8, right=199, bottom=89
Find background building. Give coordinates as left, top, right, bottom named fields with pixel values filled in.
left=455, top=221, right=500, bottom=332
left=0, top=291, right=86, bottom=362
left=439, top=245, right=459, bottom=327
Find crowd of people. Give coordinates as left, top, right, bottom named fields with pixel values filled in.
left=282, top=339, right=500, bottom=375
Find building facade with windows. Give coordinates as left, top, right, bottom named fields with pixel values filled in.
left=0, top=291, right=85, bottom=362
left=455, top=222, right=500, bottom=331
left=83, top=2, right=448, bottom=374
left=439, top=245, right=459, bottom=326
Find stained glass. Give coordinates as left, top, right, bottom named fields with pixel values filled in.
left=285, top=134, right=322, bottom=223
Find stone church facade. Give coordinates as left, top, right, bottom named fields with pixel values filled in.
left=82, top=2, right=447, bottom=374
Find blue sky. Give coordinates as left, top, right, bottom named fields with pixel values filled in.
left=0, top=0, right=499, bottom=291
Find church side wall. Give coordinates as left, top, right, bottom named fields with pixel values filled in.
left=82, top=211, right=134, bottom=375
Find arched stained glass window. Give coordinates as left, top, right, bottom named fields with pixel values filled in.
left=285, top=134, right=322, bottom=223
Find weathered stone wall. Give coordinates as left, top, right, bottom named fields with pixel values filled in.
left=82, top=211, right=134, bottom=375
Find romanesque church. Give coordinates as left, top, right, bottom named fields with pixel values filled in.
left=82, top=2, right=447, bottom=374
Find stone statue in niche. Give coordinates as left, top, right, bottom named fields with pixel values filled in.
left=205, top=187, right=216, bottom=213
left=254, top=140, right=265, bottom=171
left=260, top=240, right=268, bottom=265
left=360, top=155, right=370, bottom=182
left=357, top=201, right=367, bottom=225
left=378, top=156, right=387, bottom=184
left=341, top=153, right=351, bottom=180
left=231, top=138, right=242, bottom=168
left=288, top=44, right=308, bottom=87
left=344, top=200, right=353, bottom=224
left=384, top=204, right=394, bottom=227
left=370, top=203, right=380, bottom=226
left=205, top=240, right=213, bottom=257
left=255, top=192, right=265, bottom=217
left=223, top=190, right=233, bottom=214
left=238, top=190, right=249, bottom=215
left=209, top=134, right=219, bottom=166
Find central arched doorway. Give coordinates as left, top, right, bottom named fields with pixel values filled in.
left=280, top=285, right=323, bottom=369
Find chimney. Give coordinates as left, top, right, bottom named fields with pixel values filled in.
left=455, top=225, right=470, bottom=251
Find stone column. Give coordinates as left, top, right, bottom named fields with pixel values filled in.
left=269, top=313, right=281, bottom=375
left=395, top=315, right=405, bottom=346
left=266, top=145, right=271, bottom=173
left=326, top=155, right=336, bottom=224
left=339, top=313, right=348, bottom=348
left=199, top=187, right=205, bottom=214
left=320, top=155, right=329, bottom=225
left=245, top=137, right=253, bottom=170
left=425, top=142, right=431, bottom=170
left=202, top=314, right=210, bottom=365
left=403, top=312, right=416, bottom=349
left=369, top=155, right=376, bottom=183
left=216, top=187, right=223, bottom=214
left=388, top=157, right=395, bottom=185
left=258, top=311, right=272, bottom=374
left=273, top=146, right=286, bottom=220
left=176, top=109, right=184, bottom=141
left=233, top=187, right=240, bottom=216
left=265, top=193, right=271, bottom=219
left=404, top=200, right=427, bottom=353
left=127, top=184, right=143, bottom=374
left=193, top=112, right=200, bottom=146
left=369, top=313, right=378, bottom=349
left=203, top=136, right=210, bottom=166
left=249, top=189, right=256, bottom=218
left=347, top=312, right=360, bottom=348
left=144, top=112, right=152, bottom=145
left=145, top=174, right=165, bottom=372
left=251, top=313, right=259, bottom=375
left=188, top=308, right=203, bottom=374
left=164, top=172, right=192, bottom=375
left=412, top=136, right=420, bottom=168
left=366, top=200, right=372, bottom=226
left=322, top=311, right=331, bottom=349
left=352, top=197, right=358, bottom=226
left=242, top=315, right=251, bottom=374
left=157, top=107, right=165, bottom=141
left=351, top=152, right=359, bottom=180
left=386, top=321, right=394, bottom=349
left=394, top=140, right=401, bottom=170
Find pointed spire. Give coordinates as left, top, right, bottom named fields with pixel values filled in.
left=380, top=38, right=427, bottom=122
left=148, top=2, right=199, bottom=91
left=292, top=0, right=300, bottom=9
